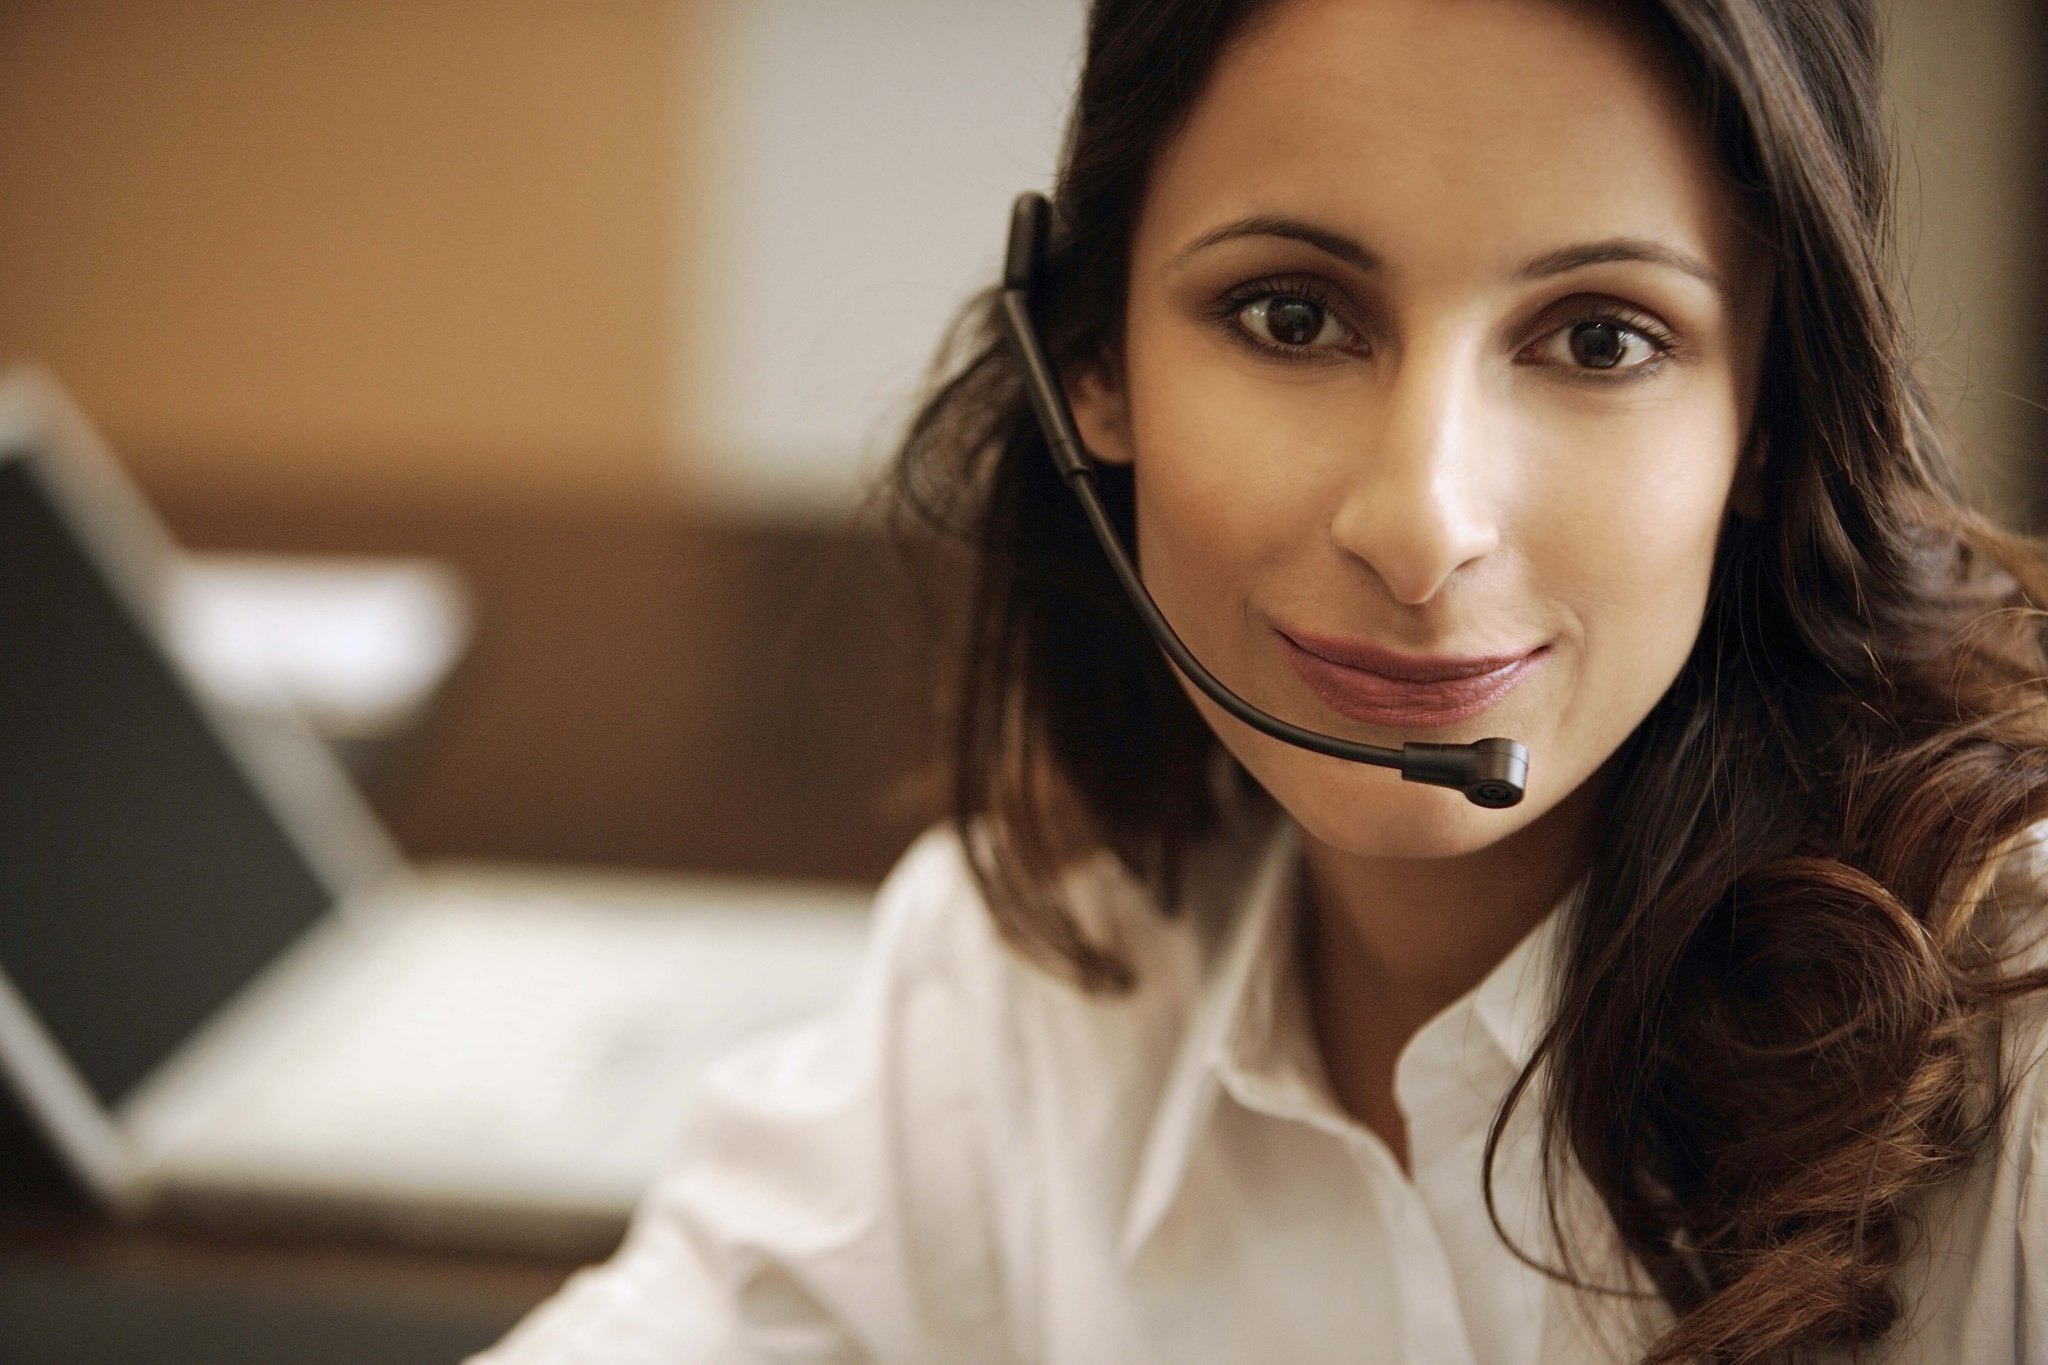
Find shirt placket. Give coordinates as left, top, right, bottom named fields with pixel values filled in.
left=1396, top=1022, right=1550, bottom=1365
left=1220, top=1056, right=1485, bottom=1365
left=1347, top=1124, right=1485, bottom=1365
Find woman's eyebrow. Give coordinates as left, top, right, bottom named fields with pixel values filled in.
left=1171, top=216, right=1381, bottom=272
left=1514, top=239, right=1731, bottom=305
left=1172, top=217, right=1730, bottom=305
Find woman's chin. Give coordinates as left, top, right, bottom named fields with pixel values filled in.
left=1298, top=792, right=1538, bottom=863
left=1232, top=753, right=1541, bottom=862
left=1205, top=700, right=1590, bottom=862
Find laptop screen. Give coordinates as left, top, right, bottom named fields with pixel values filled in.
left=0, top=455, right=332, bottom=1108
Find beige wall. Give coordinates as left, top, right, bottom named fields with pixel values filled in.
left=1885, top=0, right=2046, bottom=510
left=0, top=0, right=689, bottom=509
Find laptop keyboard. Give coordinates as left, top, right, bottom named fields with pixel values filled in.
left=172, top=885, right=873, bottom=1195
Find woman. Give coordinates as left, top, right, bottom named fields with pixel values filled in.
left=480, top=0, right=2048, bottom=1360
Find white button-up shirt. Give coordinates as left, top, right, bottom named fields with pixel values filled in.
left=475, top=818, right=2048, bottom=1363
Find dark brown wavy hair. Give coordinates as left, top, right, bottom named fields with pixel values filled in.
left=888, top=0, right=2048, bottom=1359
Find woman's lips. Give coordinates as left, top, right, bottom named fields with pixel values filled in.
left=1275, top=630, right=1547, bottom=728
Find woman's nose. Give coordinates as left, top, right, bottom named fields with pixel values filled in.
left=1327, top=358, right=1501, bottom=606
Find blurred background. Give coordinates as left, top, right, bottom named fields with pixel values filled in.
left=0, top=1, right=2040, bottom=1359
left=0, top=0, right=2042, bottom=887
left=0, top=0, right=1092, bottom=888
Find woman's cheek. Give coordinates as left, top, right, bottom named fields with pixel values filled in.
left=1136, top=378, right=1341, bottom=570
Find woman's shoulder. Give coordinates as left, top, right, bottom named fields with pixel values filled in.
left=860, top=818, right=1257, bottom=1014
left=1991, top=858, right=2048, bottom=1147
left=1975, top=832, right=2048, bottom=1162
left=1998, top=951, right=2048, bottom=1176
left=1889, top=930, right=2048, bottom=1360
left=836, top=817, right=1280, bottom=1157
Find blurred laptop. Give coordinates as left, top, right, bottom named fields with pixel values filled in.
left=0, top=367, right=873, bottom=1253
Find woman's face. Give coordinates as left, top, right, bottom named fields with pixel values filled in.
left=1070, top=0, right=1770, bottom=863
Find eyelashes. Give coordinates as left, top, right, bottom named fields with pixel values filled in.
left=1210, top=275, right=1363, bottom=357
left=1522, top=304, right=1679, bottom=376
left=1207, top=274, right=1682, bottom=378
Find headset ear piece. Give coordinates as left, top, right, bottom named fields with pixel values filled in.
left=1004, top=193, right=1052, bottom=293
left=1004, top=192, right=1077, bottom=304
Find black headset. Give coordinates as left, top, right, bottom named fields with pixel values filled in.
left=994, top=191, right=1529, bottom=809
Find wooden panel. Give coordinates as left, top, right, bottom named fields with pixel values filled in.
left=159, top=493, right=951, bottom=883
left=0, top=1, right=687, bottom=508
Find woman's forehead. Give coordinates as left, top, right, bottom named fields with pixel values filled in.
left=1139, top=0, right=1761, bottom=293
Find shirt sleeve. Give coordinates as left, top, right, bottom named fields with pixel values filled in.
left=468, top=830, right=1016, bottom=1365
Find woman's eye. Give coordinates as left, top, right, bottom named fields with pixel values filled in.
left=1525, top=319, right=1667, bottom=374
left=1233, top=294, right=1355, bottom=352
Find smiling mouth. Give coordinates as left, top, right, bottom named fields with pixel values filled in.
left=1275, top=630, right=1549, bottom=728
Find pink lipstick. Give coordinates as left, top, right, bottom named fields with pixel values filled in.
left=1276, top=630, right=1546, bottom=728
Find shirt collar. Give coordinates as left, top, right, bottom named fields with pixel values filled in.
left=1466, top=889, right=1567, bottom=1079
left=1119, top=816, right=1300, bottom=1263
left=1118, top=816, right=1573, bottom=1264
